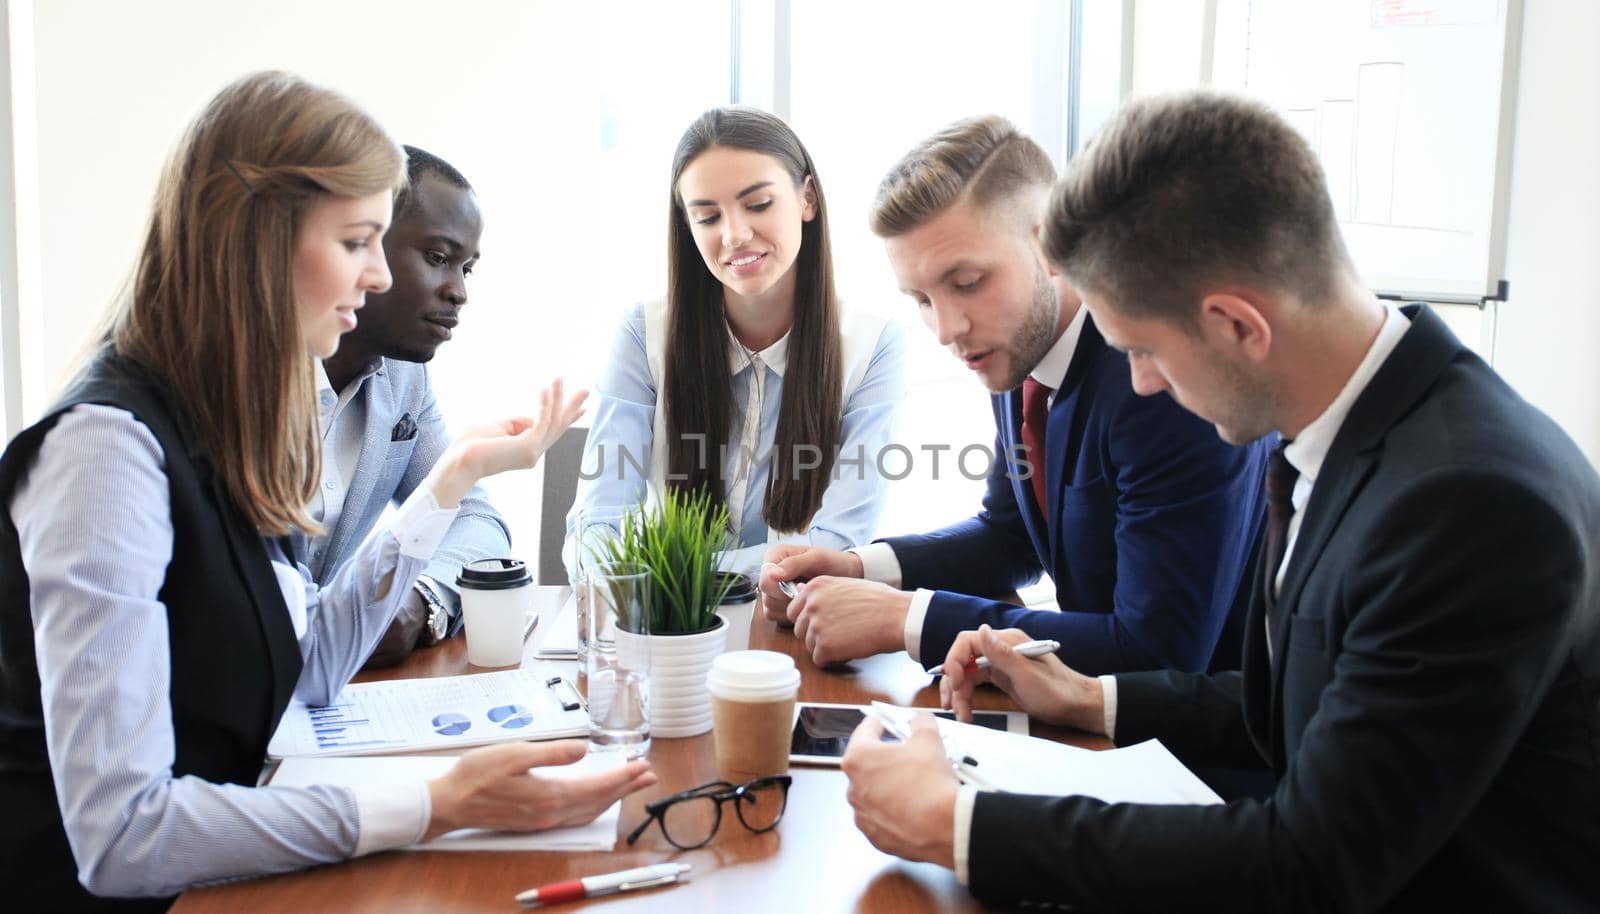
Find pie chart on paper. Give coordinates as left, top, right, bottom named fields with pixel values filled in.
left=488, top=704, right=534, bottom=729
left=432, top=712, right=471, bottom=736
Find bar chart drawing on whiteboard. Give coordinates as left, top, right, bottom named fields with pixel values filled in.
left=1214, top=0, right=1521, bottom=301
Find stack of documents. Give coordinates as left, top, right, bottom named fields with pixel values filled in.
left=271, top=752, right=626, bottom=851
left=875, top=702, right=1222, bottom=805
left=268, top=666, right=587, bottom=758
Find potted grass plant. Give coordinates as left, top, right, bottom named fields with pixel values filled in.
left=590, top=488, right=739, bottom=737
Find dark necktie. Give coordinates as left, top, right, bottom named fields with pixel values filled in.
left=1263, top=442, right=1299, bottom=660
left=1020, top=377, right=1053, bottom=516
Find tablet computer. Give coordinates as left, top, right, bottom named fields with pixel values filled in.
left=788, top=701, right=1027, bottom=766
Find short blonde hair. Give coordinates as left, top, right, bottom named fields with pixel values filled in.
left=112, top=70, right=405, bottom=535
left=869, top=115, right=1055, bottom=237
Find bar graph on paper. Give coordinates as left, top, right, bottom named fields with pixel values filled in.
left=267, top=666, right=589, bottom=758
left=1211, top=0, right=1520, bottom=301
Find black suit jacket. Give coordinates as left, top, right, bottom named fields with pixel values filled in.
left=967, top=306, right=1600, bottom=912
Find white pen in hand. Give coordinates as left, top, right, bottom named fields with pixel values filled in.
left=926, top=638, right=1061, bottom=676
left=516, top=862, right=691, bottom=907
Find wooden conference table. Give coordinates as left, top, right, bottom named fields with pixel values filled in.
left=172, top=587, right=1108, bottom=914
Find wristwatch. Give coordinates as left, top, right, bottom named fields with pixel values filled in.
left=417, top=585, right=451, bottom=648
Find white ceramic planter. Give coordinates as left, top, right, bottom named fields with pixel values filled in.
left=619, top=616, right=728, bottom=738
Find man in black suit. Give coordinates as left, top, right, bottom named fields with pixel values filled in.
left=840, top=91, right=1600, bottom=911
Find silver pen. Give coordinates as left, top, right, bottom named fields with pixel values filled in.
left=515, top=862, right=692, bottom=907
left=926, top=638, right=1061, bottom=676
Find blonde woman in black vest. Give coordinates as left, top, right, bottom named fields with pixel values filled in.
left=0, top=71, right=654, bottom=912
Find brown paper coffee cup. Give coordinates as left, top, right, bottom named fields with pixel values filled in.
left=707, top=651, right=801, bottom=783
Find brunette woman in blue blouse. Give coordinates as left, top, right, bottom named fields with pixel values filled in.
left=568, top=107, right=905, bottom=578
left=0, top=72, right=654, bottom=911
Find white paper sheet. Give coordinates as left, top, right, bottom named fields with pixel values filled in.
left=874, top=703, right=1222, bottom=806
left=270, top=752, right=626, bottom=851
left=268, top=666, right=587, bottom=758
left=531, top=592, right=580, bottom=660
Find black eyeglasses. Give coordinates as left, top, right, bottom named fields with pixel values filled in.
left=625, top=776, right=792, bottom=850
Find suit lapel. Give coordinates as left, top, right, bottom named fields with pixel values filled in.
left=1239, top=549, right=1277, bottom=765
left=326, top=363, right=392, bottom=575
left=1265, top=305, right=1465, bottom=721
left=1038, top=316, right=1104, bottom=561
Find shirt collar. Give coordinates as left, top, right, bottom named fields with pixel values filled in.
left=1282, top=303, right=1410, bottom=488
left=313, top=361, right=337, bottom=412
left=1029, top=303, right=1088, bottom=390
left=315, top=359, right=384, bottom=413
left=727, top=324, right=790, bottom=378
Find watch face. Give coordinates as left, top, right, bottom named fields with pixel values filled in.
left=427, top=604, right=449, bottom=642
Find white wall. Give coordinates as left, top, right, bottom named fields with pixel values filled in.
left=1494, top=0, right=1600, bottom=464
left=15, top=0, right=737, bottom=556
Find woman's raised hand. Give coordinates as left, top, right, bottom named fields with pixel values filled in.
left=428, top=379, right=589, bottom=508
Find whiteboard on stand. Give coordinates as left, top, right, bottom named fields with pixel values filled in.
left=1210, top=0, right=1522, bottom=303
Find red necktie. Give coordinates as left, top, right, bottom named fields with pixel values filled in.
left=1021, top=378, right=1053, bottom=516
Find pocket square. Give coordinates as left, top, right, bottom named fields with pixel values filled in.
left=391, top=413, right=418, bottom=442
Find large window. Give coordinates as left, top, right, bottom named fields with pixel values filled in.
left=762, top=0, right=1075, bottom=537
left=426, top=0, right=736, bottom=548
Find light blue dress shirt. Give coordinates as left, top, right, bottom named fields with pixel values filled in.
left=567, top=303, right=905, bottom=578
left=10, top=404, right=454, bottom=897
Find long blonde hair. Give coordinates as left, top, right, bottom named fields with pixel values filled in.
left=111, top=70, right=404, bottom=535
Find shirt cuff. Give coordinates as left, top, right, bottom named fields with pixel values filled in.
left=351, top=780, right=431, bottom=856
left=902, top=588, right=936, bottom=663
left=391, top=489, right=459, bottom=561
left=852, top=542, right=903, bottom=588
left=952, top=784, right=978, bottom=885
left=1099, top=674, right=1118, bottom=742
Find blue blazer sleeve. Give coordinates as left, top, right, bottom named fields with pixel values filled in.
left=888, top=321, right=1269, bottom=675
left=916, top=390, right=1267, bottom=674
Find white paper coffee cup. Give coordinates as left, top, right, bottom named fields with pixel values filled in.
left=457, top=558, right=532, bottom=668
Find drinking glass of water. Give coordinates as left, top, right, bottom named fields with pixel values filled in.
left=587, top=561, right=651, bottom=756
left=571, top=504, right=630, bottom=666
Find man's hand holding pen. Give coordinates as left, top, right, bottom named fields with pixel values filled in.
left=938, top=625, right=1107, bottom=735
left=841, top=712, right=959, bottom=869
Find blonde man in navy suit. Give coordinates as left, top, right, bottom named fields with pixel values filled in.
left=315, top=146, right=509, bottom=667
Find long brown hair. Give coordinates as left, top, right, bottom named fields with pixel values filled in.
left=664, top=107, right=841, bottom=534
left=111, top=70, right=404, bottom=535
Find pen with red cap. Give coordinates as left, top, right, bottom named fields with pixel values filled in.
left=926, top=639, right=1060, bottom=676
left=515, top=862, right=691, bottom=907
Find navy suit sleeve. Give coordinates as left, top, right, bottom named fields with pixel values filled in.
left=918, top=389, right=1267, bottom=674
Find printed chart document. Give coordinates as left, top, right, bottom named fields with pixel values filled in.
left=875, top=702, right=1222, bottom=805
left=270, top=752, right=625, bottom=851
left=268, top=666, right=587, bottom=758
